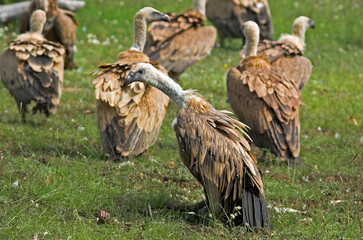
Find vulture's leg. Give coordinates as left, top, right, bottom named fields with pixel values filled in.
left=261, top=150, right=267, bottom=161
left=166, top=199, right=208, bottom=212
left=15, top=99, right=27, bottom=122
left=202, top=178, right=222, bottom=215
left=218, top=31, right=225, bottom=47
left=286, top=155, right=302, bottom=167
left=65, top=46, right=76, bottom=70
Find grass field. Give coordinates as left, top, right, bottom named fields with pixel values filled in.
left=0, top=0, right=362, bottom=239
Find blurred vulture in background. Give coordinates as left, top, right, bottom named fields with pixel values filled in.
left=206, top=0, right=273, bottom=46
left=19, top=0, right=78, bottom=69
left=227, top=21, right=302, bottom=166
left=92, top=7, right=170, bottom=160
left=240, top=16, right=314, bottom=90
left=125, top=62, right=270, bottom=230
left=144, top=0, right=216, bottom=80
left=0, top=10, right=65, bottom=122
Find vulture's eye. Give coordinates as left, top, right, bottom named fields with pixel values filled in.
left=152, top=12, right=159, bottom=17
left=137, top=69, right=145, bottom=75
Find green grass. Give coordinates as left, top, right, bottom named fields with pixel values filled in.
left=0, top=0, right=362, bottom=239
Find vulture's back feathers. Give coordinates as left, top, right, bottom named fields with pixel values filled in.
left=206, top=0, right=273, bottom=41
left=0, top=38, right=65, bottom=117
left=240, top=40, right=312, bottom=90
left=144, top=9, right=216, bottom=79
left=227, top=55, right=302, bottom=165
left=174, top=96, right=269, bottom=229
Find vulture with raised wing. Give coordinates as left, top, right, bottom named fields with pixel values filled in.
left=240, top=16, right=314, bottom=90
left=92, top=7, right=170, bottom=160
left=126, top=63, right=270, bottom=230
left=227, top=21, right=302, bottom=166
left=206, top=0, right=273, bottom=46
left=0, top=10, right=65, bottom=122
left=144, top=0, right=216, bottom=80
left=19, top=0, right=78, bottom=69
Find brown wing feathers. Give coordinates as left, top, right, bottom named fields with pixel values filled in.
left=92, top=50, right=169, bottom=159
left=175, top=105, right=269, bottom=229
left=227, top=56, right=302, bottom=165
left=0, top=39, right=65, bottom=118
left=206, top=0, right=273, bottom=45
left=144, top=10, right=216, bottom=79
left=240, top=40, right=312, bottom=90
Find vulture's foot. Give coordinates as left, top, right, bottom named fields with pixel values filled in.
left=286, top=156, right=302, bottom=167
left=165, top=199, right=208, bottom=212
left=256, top=150, right=268, bottom=162
left=218, top=31, right=225, bottom=48
left=65, top=61, right=77, bottom=70
left=16, top=100, right=27, bottom=123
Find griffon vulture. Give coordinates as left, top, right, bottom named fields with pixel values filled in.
left=92, top=7, right=170, bottom=160
left=0, top=10, right=65, bottom=122
left=227, top=21, right=302, bottom=166
left=19, top=0, right=78, bottom=69
left=240, top=16, right=314, bottom=90
left=206, top=0, right=273, bottom=46
left=143, top=0, right=216, bottom=80
left=125, top=63, right=270, bottom=230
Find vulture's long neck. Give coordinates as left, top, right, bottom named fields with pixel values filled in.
left=293, top=24, right=306, bottom=42
left=194, top=0, right=206, bottom=15
left=149, top=71, right=187, bottom=109
left=245, top=33, right=258, bottom=57
left=130, top=12, right=147, bottom=52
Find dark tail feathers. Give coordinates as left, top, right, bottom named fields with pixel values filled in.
left=234, top=188, right=270, bottom=231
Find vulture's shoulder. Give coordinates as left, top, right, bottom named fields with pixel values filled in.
left=9, top=39, right=65, bottom=64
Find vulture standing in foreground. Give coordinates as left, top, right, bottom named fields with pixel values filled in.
left=19, top=0, right=78, bottom=69
left=144, top=0, right=216, bottom=80
left=206, top=0, right=273, bottom=47
left=227, top=21, right=302, bottom=166
left=0, top=10, right=65, bottom=122
left=240, top=16, right=315, bottom=90
left=126, top=63, right=270, bottom=230
left=92, top=7, right=170, bottom=160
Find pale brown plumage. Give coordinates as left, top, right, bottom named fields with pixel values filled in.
left=92, top=7, right=170, bottom=159
left=144, top=1, right=216, bottom=80
left=227, top=21, right=302, bottom=166
left=240, top=16, right=314, bottom=90
left=125, top=63, right=270, bottom=230
left=206, top=0, right=273, bottom=46
left=19, top=0, right=78, bottom=69
left=0, top=10, right=65, bottom=122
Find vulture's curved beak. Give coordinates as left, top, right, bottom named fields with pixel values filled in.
left=309, top=20, right=315, bottom=29
left=160, top=13, right=170, bottom=23
left=126, top=72, right=135, bottom=85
